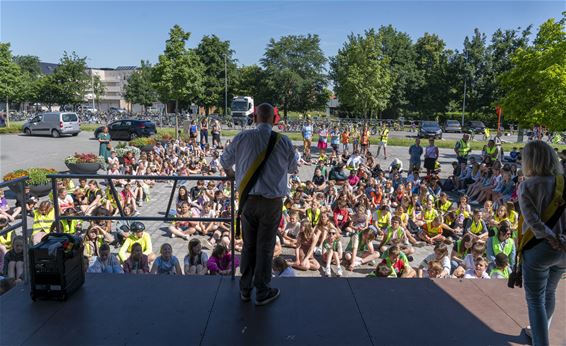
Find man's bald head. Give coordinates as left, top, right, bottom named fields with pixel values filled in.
left=255, top=103, right=274, bottom=124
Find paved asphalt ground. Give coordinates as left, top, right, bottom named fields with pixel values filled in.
left=0, top=129, right=492, bottom=277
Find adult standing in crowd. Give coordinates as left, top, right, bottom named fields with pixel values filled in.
left=98, top=126, right=111, bottom=162
left=221, top=103, right=297, bottom=306
left=518, top=140, right=566, bottom=346
left=454, top=133, right=471, bottom=165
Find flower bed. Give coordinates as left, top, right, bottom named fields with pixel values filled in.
left=65, top=153, right=104, bottom=174
left=3, top=168, right=57, bottom=197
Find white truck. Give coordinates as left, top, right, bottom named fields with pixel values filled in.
left=231, top=96, right=254, bottom=127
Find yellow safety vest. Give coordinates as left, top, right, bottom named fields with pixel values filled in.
left=376, top=210, right=390, bottom=229
left=423, top=209, right=438, bottom=223
left=492, top=236, right=514, bottom=257
left=306, top=208, right=321, bottom=227
left=486, top=146, right=497, bottom=158
left=0, top=230, right=13, bottom=249
left=380, top=128, right=390, bottom=143
left=437, top=200, right=452, bottom=213
left=425, top=221, right=442, bottom=236
left=457, top=139, right=471, bottom=157
left=32, top=209, right=55, bottom=235
left=469, top=220, right=484, bottom=235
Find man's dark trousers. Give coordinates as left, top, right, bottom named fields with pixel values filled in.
left=240, top=195, right=282, bottom=300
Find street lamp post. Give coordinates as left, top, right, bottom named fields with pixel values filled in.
left=224, top=53, right=228, bottom=118
left=90, top=69, right=95, bottom=111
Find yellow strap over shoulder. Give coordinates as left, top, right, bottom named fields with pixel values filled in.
left=238, top=133, right=281, bottom=197
left=518, top=175, right=565, bottom=253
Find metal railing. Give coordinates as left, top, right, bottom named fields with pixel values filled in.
left=0, top=176, right=29, bottom=283
left=47, top=173, right=237, bottom=277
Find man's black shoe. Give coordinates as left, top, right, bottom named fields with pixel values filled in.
left=255, top=288, right=280, bottom=306
left=240, top=291, right=251, bottom=302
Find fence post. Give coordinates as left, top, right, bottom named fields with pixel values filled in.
left=51, top=177, right=61, bottom=234
left=230, top=179, right=235, bottom=279
left=19, top=179, right=30, bottom=285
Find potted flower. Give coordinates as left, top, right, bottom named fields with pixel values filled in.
left=129, top=137, right=157, bottom=153
left=65, top=153, right=104, bottom=174
left=114, top=144, right=141, bottom=164
left=3, top=168, right=57, bottom=197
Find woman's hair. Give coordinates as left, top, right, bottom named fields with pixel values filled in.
left=188, top=238, right=201, bottom=258
left=272, top=256, right=289, bottom=273
left=212, top=244, right=227, bottom=258
left=131, top=242, right=142, bottom=253
left=99, top=243, right=110, bottom=252
left=494, top=253, right=509, bottom=268
left=38, top=201, right=53, bottom=214
left=433, top=242, right=449, bottom=258
left=522, top=140, right=563, bottom=177
left=388, top=245, right=401, bottom=257
left=471, top=242, right=486, bottom=256
left=300, top=220, right=314, bottom=239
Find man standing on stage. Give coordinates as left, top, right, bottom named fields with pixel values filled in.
left=221, top=103, right=297, bottom=306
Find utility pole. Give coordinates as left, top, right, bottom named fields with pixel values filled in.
left=224, top=53, right=228, bottom=118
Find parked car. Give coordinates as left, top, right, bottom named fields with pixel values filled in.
left=94, top=119, right=156, bottom=140
left=443, top=120, right=462, bottom=133
left=22, top=112, right=81, bottom=138
left=418, top=121, right=443, bottom=139
left=109, top=107, right=127, bottom=115
left=463, top=121, right=486, bottom=134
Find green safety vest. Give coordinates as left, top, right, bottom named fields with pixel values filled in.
left=383, top=226, right=405, bottom=245
left=490, top=268, right=509, bottom=279
left=486, top=146, right=497, bottom=158
left=456, top=239, right=470, bottom=258
left=457, top=139, right=471, bottom=157
left=492, top=236, right=514, bottom=257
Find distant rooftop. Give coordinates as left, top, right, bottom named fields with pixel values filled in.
left=38, top=62, right=138, bottom=74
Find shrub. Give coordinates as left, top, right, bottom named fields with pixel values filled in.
left=129, top=137, right=156, bottom=148
left=3, top=168, right=57, bottom=185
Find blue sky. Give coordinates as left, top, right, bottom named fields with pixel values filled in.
left=1, top=1, right=564, bottom=68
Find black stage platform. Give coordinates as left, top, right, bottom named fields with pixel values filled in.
left=1, top=275, right=564, bottom=346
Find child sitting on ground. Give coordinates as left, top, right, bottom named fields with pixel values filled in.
left=207, top=244, right=239, bottom=275
left=2, top=236, right=24, bottom=283
left=122, top=243, right=150, bottom=274
left=322, top=228, right=343, bottom=277
left=272, top=256, right=296, bottom=277
left=464, top=257, right=490, bottom=279
left=184, top=238, right=209, bottom=275
left=489, top=253, right=510, bottom=279
left=151, top=243, right=182, bottom=275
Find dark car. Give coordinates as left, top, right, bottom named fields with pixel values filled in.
left=443, top=120, right=462, bottom=133
left=418, top=121, right=443, bottom=139
left=463, top=121, right=486, bottom=134
left=94, top=119, right=156, bottom=140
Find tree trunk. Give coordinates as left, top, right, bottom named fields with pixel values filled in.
left=175, top=99, right=179, bottom=140
left=5, top=96, right=9, bottom=127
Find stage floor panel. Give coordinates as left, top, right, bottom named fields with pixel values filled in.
left=1, top=275, right=564, bottom=346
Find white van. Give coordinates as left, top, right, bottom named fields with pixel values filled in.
left=22, top=112, right=81, bottom=138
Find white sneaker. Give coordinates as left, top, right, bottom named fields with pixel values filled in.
left=324, top=267, right=332, bottom=277
left=336, top=266, right=343, bottom=277
left=171, top=233, right=176, bottom=238
left=314, top=247, right=322, bottom=256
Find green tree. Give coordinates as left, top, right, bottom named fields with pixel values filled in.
left=377, top=25, right=419, bottom=118
left=410, top=33, right=451, bottom=117
left=499, top=13, right=566, bottom=130
left=261, top=34, right=328, bottom=120
left=195, top=35, right=237, bottom=115
left=49, top=51, right=91, bottom=106
left=124, top=60, right=157, bottom=112
left=153, top=25, right=204, bottom=114
left=330, top=30, right=392, bottom=118
left=0, top=43, right=22, bottom=126
left=233, top=65, right=274, bottom=104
